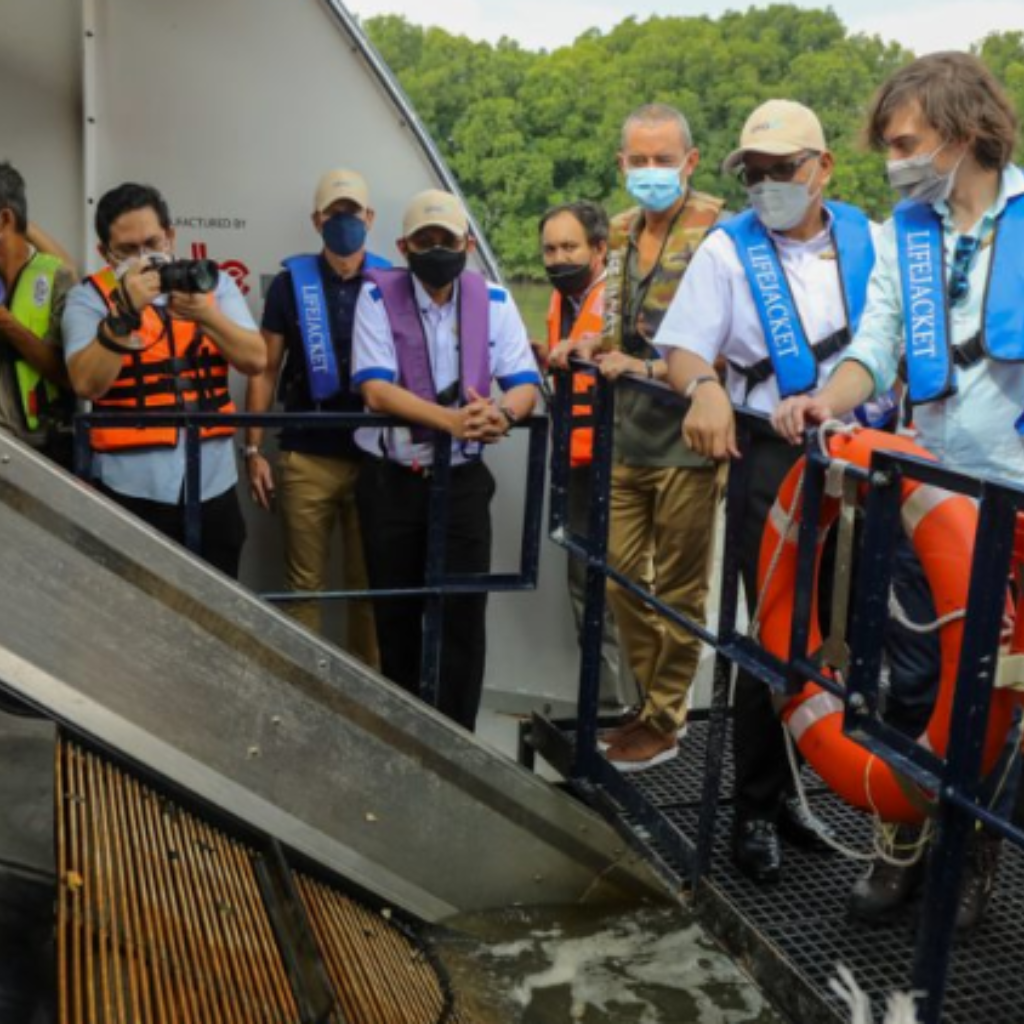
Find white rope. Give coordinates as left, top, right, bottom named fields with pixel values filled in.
left=783, top=724, right=876, bottom=862
left=888, top=590, right=965, bottom=635
left=816, top=417, right=858, bottom=459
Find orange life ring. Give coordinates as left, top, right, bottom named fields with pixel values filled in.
left=756, top=427, right=1020, bottom=823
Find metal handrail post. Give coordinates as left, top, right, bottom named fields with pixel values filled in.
left=183, top=421, right=203, bottom=555
left=419, top=433, right=453, bottom=710
left=694, top=419, right=750, bottom=881
left=912, top=486, right=1018, bottom=1024
left=571, top=372, right=615, bottom=777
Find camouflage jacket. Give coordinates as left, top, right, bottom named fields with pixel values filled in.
left=603, top=190, right=725, bottom=467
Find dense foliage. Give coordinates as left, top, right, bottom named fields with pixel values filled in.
left=363, top=8, right=1024, bottom=279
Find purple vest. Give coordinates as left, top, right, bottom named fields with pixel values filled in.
left=363, top=268, right=492, bottom=442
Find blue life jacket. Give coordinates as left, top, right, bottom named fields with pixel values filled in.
left=283, top=251, right=391, bottom=403
left=720, top=201, right=876, bottom=399
left=895, top=188, right=1024, bottom=405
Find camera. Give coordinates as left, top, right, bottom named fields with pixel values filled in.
left=147, top=256, right=220, bottom=295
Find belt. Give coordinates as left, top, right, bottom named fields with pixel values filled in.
left=365, top=454, right=484, bottom=479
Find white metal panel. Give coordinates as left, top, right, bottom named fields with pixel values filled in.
left=0, top=0, right=84, bottom=259
left=0, top=0, right=584, bottom=712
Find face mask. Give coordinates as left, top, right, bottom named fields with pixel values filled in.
left=886, top=144, right=964, bottom=205
left=545, top=261, right=592, bottom=296
left=748, top=171, right=819, bottom=233
left=322, top=213, right=367, bottom=257
left=626, top=167, right=686, bottom=213
left=407, top=247, right=467, bottom=289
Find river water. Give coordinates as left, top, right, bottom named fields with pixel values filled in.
left=428, top=903, right=784, bottom=1024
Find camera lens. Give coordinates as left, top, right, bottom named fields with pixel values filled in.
left=158, top=259, right=220, bottom=294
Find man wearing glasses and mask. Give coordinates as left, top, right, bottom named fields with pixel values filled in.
left=657, top=100, right=933, bottom=886
left=351, top=189, right=539, bottom=732
left=62, top=182, right=266, bottom=578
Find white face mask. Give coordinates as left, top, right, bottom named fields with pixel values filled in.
left=886, top=143, right=965, bottom=205
left=748, top=166, right=820, bottom=232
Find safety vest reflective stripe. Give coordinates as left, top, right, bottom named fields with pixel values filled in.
left=547, top=280, right=603, bottom=466
left=87, top=270, right=235, bottom=452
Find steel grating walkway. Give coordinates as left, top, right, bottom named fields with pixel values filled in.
left=535, top=716, right=1024, bottom=1024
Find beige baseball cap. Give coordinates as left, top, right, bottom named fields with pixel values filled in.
left=314, top=168, right=369, bottom=213
left=402, top=189, right=469, bottom=239
left=722, top=100, right=827, bottom=173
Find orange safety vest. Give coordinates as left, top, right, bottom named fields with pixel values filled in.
left=546, top=279, right=604, bottom=467
left=87, top=270, right=235, bottom=453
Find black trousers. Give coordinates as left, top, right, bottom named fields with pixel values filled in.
left=97, top=483, right=247, bottom=580
left=356, top=458, right=495, bottom=731
left=732, top=435, right=941, bottom=821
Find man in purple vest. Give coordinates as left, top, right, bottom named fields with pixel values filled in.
left=351, top=189, right=540, bottom=731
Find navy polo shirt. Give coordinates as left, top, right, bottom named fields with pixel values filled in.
left=262, top=252, right=383, bottom=460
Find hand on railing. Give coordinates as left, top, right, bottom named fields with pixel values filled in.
left=772, top=394, right=836, bottom=445
left=548, top=332, right=601, bottom=371
left=593, top=350, right=645, bottom=380
left=683, top=381, right=741, bottom=460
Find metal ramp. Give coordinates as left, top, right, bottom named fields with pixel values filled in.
left=531, top=715, right=1024, bottom=1024
left=0, top=434, right=665, bottom=1021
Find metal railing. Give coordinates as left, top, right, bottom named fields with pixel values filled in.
left=546, top=357, right=1024, bottom=1024
left=73, top=408, right=549, bottom=708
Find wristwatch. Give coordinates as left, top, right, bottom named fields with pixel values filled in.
left=683, top=374, right=720, bottom=400
left=241, top=444, right=263, bottom=458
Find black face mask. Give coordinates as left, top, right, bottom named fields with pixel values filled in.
left=545, top=261, right=592, bottom=297
left=407, top=247, right=466, bottom=289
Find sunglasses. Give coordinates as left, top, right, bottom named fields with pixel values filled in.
left=948, top=235, right=980, bottom=308
left=737, top=152, right=817, bottom=188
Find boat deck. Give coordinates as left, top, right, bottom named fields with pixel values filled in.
left=529, top=714, right=1024, bottom=1024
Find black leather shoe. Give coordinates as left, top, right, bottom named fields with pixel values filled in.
left=733, top=818, right=782, bottom=884
left=778, top=796, right=836, bottom=852
left=848, top=826, right=925, bottom=923
left=956, top=830, right=1001, bottom=933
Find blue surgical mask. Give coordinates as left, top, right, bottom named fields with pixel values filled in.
left=626, top=167, right=686, bottom=213
left=322, top=213, right=368, bottom=257
left=886, top=143, right=965, bottom=206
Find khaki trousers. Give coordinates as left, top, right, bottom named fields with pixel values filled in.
left=278, top=450, right=379, bottom=669
left=606, top=463, right=721, bottom=735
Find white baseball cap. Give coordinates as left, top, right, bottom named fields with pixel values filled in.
left=723, top=99, right=827, bottom=173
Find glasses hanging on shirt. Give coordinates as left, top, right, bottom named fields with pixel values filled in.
left=948, top=235, right=981, bottom=308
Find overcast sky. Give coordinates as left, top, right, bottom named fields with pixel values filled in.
left=345, top=0, right=1023, bottom=54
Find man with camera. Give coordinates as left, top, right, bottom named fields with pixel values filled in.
left=62, top=182, right=266, bottom=578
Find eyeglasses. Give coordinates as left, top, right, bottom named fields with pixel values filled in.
left=948, top=235, right=980, bottom=307
left=737, top=152, right=817, bottom=188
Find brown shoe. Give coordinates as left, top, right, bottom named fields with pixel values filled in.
left=597, top=713, right=643, bottom=752
left=605, top=722, right=678, bottom=773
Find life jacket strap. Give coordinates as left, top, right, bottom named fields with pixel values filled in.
left=729, top=326, right=851, bottom=400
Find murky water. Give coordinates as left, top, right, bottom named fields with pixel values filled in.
left=428, top=904, right=784, bottom=1024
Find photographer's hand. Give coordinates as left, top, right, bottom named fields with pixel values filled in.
left=120, top=262, right=162, bottom=314
left=168, top=291, right=214, bottom=325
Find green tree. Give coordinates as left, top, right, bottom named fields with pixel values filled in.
left=363, top=9, right=1023, bottom=278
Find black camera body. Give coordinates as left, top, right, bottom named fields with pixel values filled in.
left=153, top=258, right=220, bottom=295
